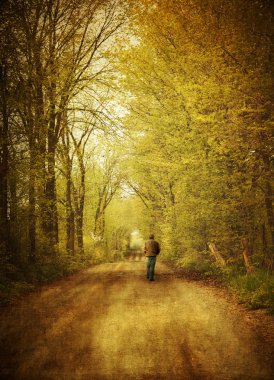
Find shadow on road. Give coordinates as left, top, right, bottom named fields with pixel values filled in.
left=0, top=260, right=273, bottom=380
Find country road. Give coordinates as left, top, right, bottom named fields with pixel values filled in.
left=0, top=258, right=273, bottom=380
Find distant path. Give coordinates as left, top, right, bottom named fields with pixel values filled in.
left=0, top=258, right=273, bottom=379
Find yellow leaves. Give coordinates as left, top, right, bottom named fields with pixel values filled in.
left=112, top=0, right=274, bottom=258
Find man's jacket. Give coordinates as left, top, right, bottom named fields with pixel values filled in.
left=144, top=239, right=160, bottom=257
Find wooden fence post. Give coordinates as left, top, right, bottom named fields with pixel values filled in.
left=208, top=242, right=226, bottom=267
left=241, top=237, right=254, bottom=273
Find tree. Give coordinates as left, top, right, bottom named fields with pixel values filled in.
left=3, top=0, right=126, bottom=260
left=93, top=151, right=124, bottom=240
left=118, top=0, right=274, bottom=265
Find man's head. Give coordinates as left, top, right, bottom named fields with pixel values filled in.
left=149, top=233, right=154, bottom=239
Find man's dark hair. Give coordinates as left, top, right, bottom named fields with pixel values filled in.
left=149, top=233, right=154, bottom=239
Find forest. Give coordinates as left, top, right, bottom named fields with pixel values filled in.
left=0, top=0, right=273, bottom=311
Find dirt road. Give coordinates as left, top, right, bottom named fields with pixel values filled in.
left=0, top=258, right=273, bottom=380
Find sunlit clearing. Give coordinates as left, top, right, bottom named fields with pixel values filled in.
left=130, top=229, right=144, bottom=250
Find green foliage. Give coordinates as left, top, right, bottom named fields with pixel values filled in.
left=0, top=258, right=35, bottom=305
left=0, top=0, right=273, bottom=314
left=175, top=252, right=274, bottom=313
left=0, top=251, right=93, bottom=305
left=176, top=251, right=220, bottom=276
left=117, top=0, right=273, bottom=270
left=89, top=244, right=111, bottom=264
left=0, top=280, right=35, bottom=306
left=228, top=271, right=274, bottom=313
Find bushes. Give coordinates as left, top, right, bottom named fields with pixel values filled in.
left=20, top=254, right=88, bottom=283
left=0, top=245, right=127, bottom=306
left=0, top=279, right=35, bottom=305
left=176, top=250, right=274, bottom=314
left=228, top=271, right=274, bottom=313
left=0, top=252, right=91, bottom=306
left=176, top=250, right=220, bottom=276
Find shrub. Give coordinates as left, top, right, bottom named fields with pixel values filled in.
left=175, top=251, right=274, bottom=314
left=176, top=250, right=219, bottom=276
left=228, top=271, right=274, bottom=313
left=0, top=251, right=91, bottom=305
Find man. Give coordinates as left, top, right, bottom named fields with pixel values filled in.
left=144, top=234, right=160, bottom=281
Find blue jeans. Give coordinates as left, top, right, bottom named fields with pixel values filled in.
left=146, top=256, right=157, bottom=280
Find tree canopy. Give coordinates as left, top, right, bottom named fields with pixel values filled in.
left=0, top=0, right=273, bottom=291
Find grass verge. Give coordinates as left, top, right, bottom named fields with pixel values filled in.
left=0, top=254, right=87, bottom=306
left=227, top=271, right=274, bottom=313
left=173, top=251, right=274, bottom=314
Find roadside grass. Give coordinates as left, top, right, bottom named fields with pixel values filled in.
left=227, top=270, right=274, bottom=313
left=1, top=248, right=273, bottom=314
left=0, top=253, right=87, bottom=306
left=0, top=246, right=128, bottom=306
left=0, top=277, right=35, bottom=305
left=175, top=251, right=274, bottom=314
left=175, top=250, right=221, bottom=277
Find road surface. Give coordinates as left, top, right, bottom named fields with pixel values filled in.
left=0, top=258, right=273, bottom=379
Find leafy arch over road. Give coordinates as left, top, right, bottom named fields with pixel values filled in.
left=0, top=0, right=273, bottom=307
left=117, top=0, right=274, bottom=266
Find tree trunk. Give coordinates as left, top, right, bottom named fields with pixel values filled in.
left=61, top=112, right=75, bottom=255
left=241, top=237, right=254, bottom=273
left=73, top=183, right=85, bottom=253
left=28, top=143, right=36, bottom=262
left=66, top=206, right=75, bottom=255
left=94, top=211, right=105, bottom=239
left=208, top=242, right=226, bottom=267
left=0, top=63, right=9, bottom=252
left=9, top=173, right=19, bottom=259
left=44, top=129, right=58, bottom=247
left=76, top=163, right=85, bottom=253
left=264, top=179, right=274, bottom=255
left=76, top=211, right=84, bottom=252
left=94, top=189, right=104, bottom=239
left=33, top=41, right=47, bottom=244
left=45, top=18, right=59, bottom=247
left=66, top=165, right=75, bottom=255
